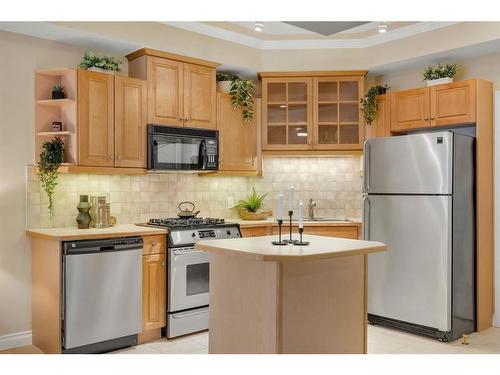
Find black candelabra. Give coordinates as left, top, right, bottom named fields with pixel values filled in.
left=293, top=227, right=310, bottom=246
left=271, top=219, right=287, bottom=246
left=288, top=210, right=293, bottom=243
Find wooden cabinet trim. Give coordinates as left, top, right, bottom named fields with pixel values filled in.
left=126, top=47, right=220, bottom=68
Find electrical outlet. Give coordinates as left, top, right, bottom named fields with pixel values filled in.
left=227, top=196, right=234, bottom=209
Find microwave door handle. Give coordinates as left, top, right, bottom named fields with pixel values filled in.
left=199, top=140, right=208, bottom=169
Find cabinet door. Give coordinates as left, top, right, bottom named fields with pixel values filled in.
left=390, top=87, right=430, bottom=132
left=262, top=78, right=313, bottom=150
left=78, top=70, right=114, bottom=166
left=430, top=79, right=476, bottom=126
left=313, top=76, right=364, bottom=150
left=114, top=76, right=147, bottom=168
left=271, top=225, right=360, bottom=239
left=147, top=56, right=183, bottom=126
left=217, top=93, right=258, bottom=171
left=183, top=63, right=216, bottom=129
left=142, top=253, right=166, bottom=330
left=368, top=94, right=391, bottom=138
left=240, top=226, right=272, bottom=237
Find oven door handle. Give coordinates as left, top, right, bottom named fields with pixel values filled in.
left=172, top=249, right=207, bottom=257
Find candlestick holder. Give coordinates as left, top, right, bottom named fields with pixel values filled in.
left=293, top=227, right=310, bottom=246
left=272, top=219, right=288, bottom=246
left=287, top=210, right=294, bottom=243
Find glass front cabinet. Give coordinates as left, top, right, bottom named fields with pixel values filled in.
left=261, top=72, right=366, bottom=151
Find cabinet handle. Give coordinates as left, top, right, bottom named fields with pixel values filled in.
left=108, top=155, right=114, bottom=160
left=151, top=242, right=157, bottom=247
left=424, top=117, right=429, bottom=121
left=161, top=261, right=165, bottom=267
left=431, top=116, right=435, bottom=120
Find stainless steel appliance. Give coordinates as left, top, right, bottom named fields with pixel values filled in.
left=363, top=131, right=475, bottom=341
left=144, top=218, right=240, bottom=338
left=62, top=237, right=143, bottom=353
left=148, top=124, right=219, bottom=171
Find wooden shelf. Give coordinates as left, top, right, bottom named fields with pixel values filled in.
left=33, top=164, right=147, bottom=175
left=37, top=99, right=74, bottom=106
left=35, top=68, right=75, bottom=76
left=36, top=131, right=73, bottom=136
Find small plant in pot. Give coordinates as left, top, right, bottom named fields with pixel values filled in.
left=38, top=137, right=64, bottom=218
left=216, top=73, right=255, bottom=123
left=51, top=84, right=65, bottom=100
left=360, top=85, right=390, bottom=125
left=234, top=187, right=272, bottom=220
left=423, top=63, right=458, bottom=86
left=79, top=51, right=122, bottom=73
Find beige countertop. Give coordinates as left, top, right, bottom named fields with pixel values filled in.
left=26, top=224, right=167, bottom=241
left=229, top=218, right=362, bottom=227
left=195, top=234, right=384, bottom=262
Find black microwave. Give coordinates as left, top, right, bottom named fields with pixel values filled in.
left=147, top=125, right=219, bottom=171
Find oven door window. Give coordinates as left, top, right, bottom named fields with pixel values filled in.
left=155, top=135, right=202, bottom=170
left=186, top=262, right=209, bottom=296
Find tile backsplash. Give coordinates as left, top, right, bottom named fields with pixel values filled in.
left=26, top=156, right=362, bottom=228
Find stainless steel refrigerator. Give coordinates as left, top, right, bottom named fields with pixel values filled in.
left=363, top=131, right=475, bottom=341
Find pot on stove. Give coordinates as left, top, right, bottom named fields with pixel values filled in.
left=177, top=201, right=200, bottom=218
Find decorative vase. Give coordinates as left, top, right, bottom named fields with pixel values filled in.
left=87, top=67, right=117, bottom=75
left=51, top=91, right=65, bottom=99
left=426, top=77, right=453, bottom=86
left=76, top=195, right=91, bottom=229
left=217, top=81, right=232, bottom=93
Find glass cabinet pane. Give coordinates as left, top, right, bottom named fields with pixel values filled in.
left=288, top=104, right=307, bottom=123
left=339, top=103, right=359, bottom=122
left=268, top=104, right=286, bottom=123
left=339, top=81, right=359, bottom=101
left=268, top=126, right=286, bottom=144
left=288, top=126, right=308, bottom=144
left=339, top=125, right=359, bottom=144
left=318, top=125, right=338, bottom=144
left=318, top=104, right=338, bottom=123
left=288, top=82, right=307, bottom=102
left=268, top=83, right=286, bottom=102
left=318, top=82, right=338, bottom=101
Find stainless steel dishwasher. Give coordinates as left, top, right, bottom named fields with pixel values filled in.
left=62, top=237, right=143, bottom=354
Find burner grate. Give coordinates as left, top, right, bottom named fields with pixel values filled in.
left=147, top=217, right=226, bottom=228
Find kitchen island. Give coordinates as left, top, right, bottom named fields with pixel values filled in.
left=195, top=234, right=385, bottom=354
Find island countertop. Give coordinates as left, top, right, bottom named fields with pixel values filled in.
left=195, top=234, right=385, bottom=262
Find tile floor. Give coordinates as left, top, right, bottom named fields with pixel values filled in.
left=112, top=325, right=500, bottom=354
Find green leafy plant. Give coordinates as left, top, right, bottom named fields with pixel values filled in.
left=37, top=137, right=64, bottom=218
left=234, top=187, right=268, bottom=213
left=360, top=85, right=390, bottom=125
left=423, top=63, right=458, bottom=81
left=79, top=51, right=122, bottom=72
left=52, top=84, right=64, bottom=93
left=217, top=73, right=255, bottom=123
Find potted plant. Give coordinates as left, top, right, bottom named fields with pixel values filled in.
left=38, top=137, right=64, bottom=218
left=51, top=84, right=65, bottom=100
left=79, top=51, right=122, bottom=74
left=234, top=187, right=272, bottom=220
left=217, top=73, right=256, bottom=123
left=360, top=85, right=390, bottom=125
left=423, top=63, right=458, bottom=86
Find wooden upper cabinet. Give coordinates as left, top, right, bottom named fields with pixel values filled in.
left=430, top=79, right=476, bottom=126
left=127, top=48, right=219, bottom=130
left=78, top=70, right=114, bottom=166
left=262, top=77, right=313, bottom=150
left=142, top=252, right=166, bottom=330
left=184, top=63, right=217, bottom=129
left=390, top=87, right=430, bottom=132
left=147, top=56, right=184, bottom=126
left=114, top=76, right=148, bottom=168
left=217, top=93, right=260, bottom=172
left=368, top=94, right=391, bottom=138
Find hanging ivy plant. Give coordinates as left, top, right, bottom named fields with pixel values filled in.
left=38, top=137, right=64, bottom=217
left=217, top=73, right=255, bottom=123
left=360, top=85, right=390, bottom=125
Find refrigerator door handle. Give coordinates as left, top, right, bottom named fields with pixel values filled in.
left=363, top=141, right=370, bottom=192
left=362, top=196, right=370, bottom=240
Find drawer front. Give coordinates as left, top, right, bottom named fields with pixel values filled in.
left=142, top=234, right=166, bottom=255
left=272, top=225, right=360, bottom=239
left=240, top=226, right=272, bottom=237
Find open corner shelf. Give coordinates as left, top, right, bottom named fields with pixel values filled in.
left=36, top=98, right=75, bottom=106
left=36, top=131, right=73, bottom=137
left=35, top=68, right=76, bottom=77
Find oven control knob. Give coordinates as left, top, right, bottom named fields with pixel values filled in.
left=226, top=230, right=231, bottom=235
left=192, top=232, right=196, bottom=237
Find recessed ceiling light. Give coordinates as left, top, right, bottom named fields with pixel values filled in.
left=254, top=22, right=264, bottom=32
left=378, top=23, right=388, bottom=34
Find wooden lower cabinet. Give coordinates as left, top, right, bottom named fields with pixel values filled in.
left=140, top=234, right=166, bottom=343
left=272, top=224, right=360, bottom=239
left=240, top=225, right=273, bottom=237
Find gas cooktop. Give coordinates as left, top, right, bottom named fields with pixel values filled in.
left=145, top=217, right=226, bottom=228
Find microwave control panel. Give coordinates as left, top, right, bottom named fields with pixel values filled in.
left=206, top=139, right=218, bottom=169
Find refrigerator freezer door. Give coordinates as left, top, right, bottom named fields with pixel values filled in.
left=364, top=195, right=452, bottom=331
left=363, top=132, right=453, bottom=194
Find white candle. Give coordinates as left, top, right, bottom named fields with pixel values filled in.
left=298, top=200, right=304, bottom=229
left=276, top=193, right=284, bottom=221
left=288, top=185, right=295, bottom=212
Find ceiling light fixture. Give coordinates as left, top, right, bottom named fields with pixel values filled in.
left=378, top=23, right=388, bottom=34
left=254, top=22, right=264, bottom=32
